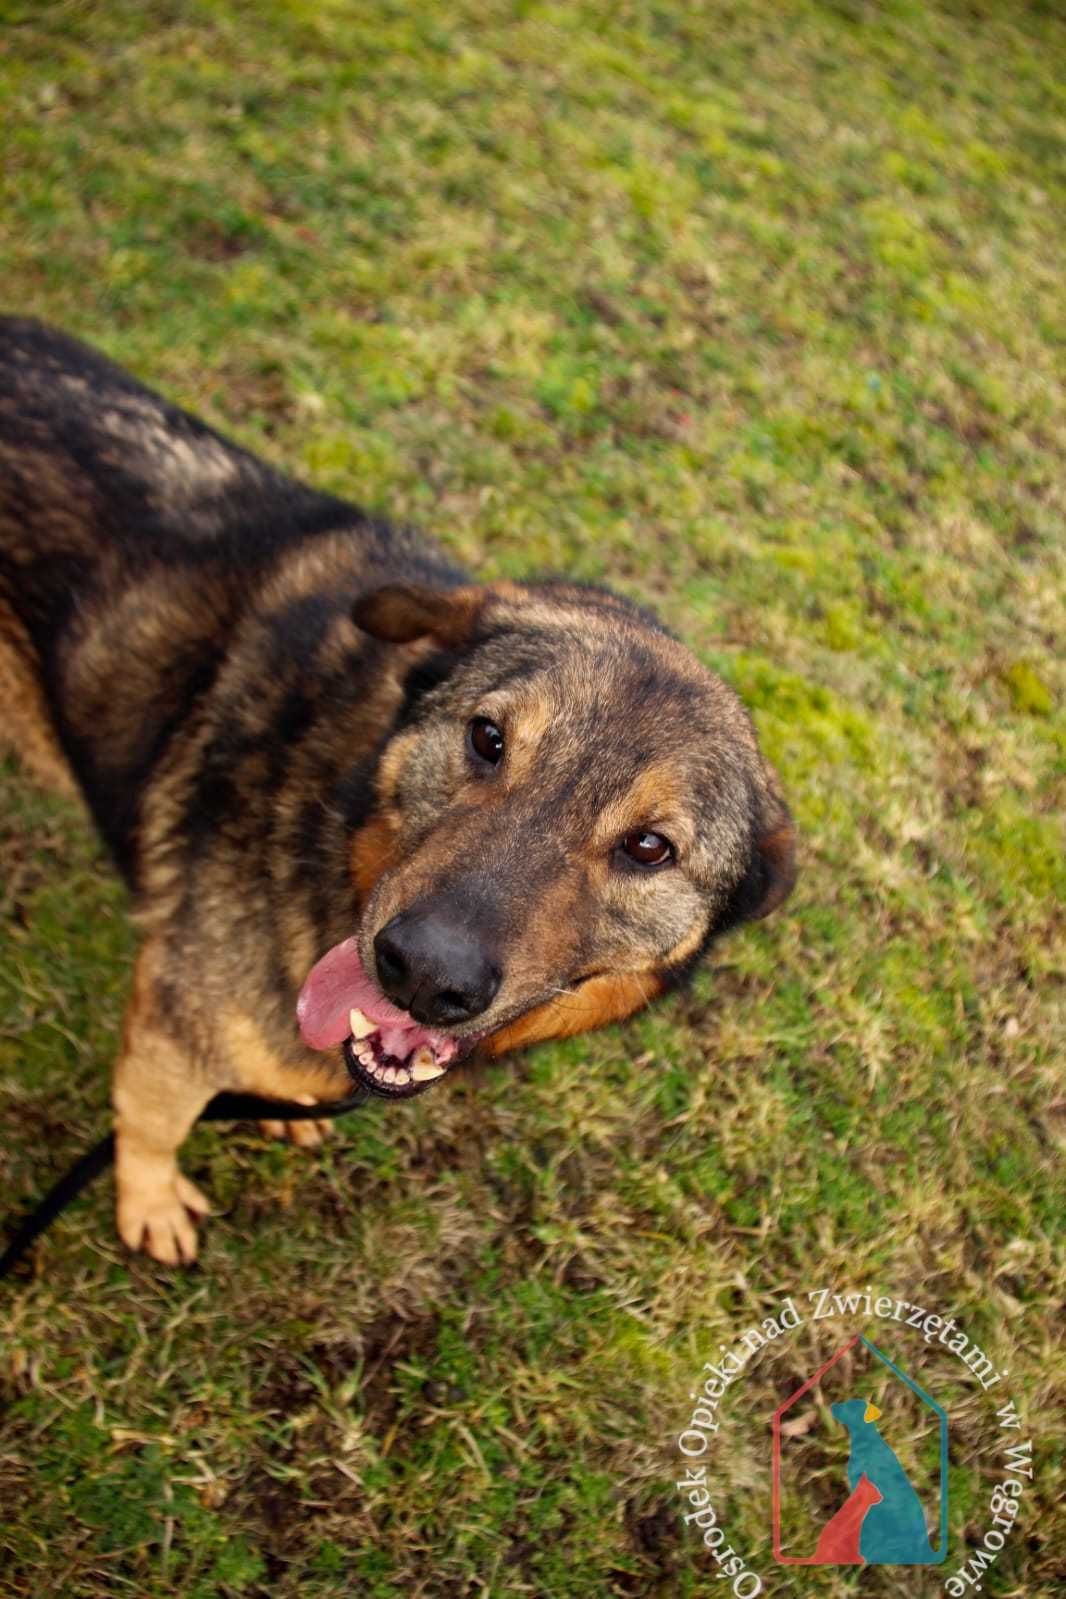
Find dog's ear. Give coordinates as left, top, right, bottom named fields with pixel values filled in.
left=352, top=584, right=483, bottom=646
left=715, top=767, right=797, bottom=934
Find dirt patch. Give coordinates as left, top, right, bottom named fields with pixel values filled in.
left=253, top=1307, right=441, bottom=1438
left=183, top=221, right=253, bottom=262
left=358, top=1307, right=442, bottom=1432
left=617, top=1498, right=682, bottom=1591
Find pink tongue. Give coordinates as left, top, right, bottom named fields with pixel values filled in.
left=296, top=937, right=457, bottom=1064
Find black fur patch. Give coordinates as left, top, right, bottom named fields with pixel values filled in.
left=397, top=647, right=464, bottom=728
left=334, top=757, right=379, bottom=834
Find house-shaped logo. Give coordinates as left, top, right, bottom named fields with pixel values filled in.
left=772, top=1334, right=948, bottom=1566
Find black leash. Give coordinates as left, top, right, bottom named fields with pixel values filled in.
left=0, top=1083, right=370, bottom=1281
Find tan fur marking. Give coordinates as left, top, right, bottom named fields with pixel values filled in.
left=591, top=760, right=688, bottom=854
left=493, top=683, right=556, bottom=786
left=661, top=916, right=710, bottom=968
left=113, top=944, right=213, bottom=1264
left=484, top=969, right=664, bottom=1055
left=350, top=811, right=403, bottom=901
left=218, top=1009, right=353, bottom=1104
left=373, top=729, right=421, bottom=807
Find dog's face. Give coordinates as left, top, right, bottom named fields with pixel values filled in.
left=297, top=581, right=795, bottom=1098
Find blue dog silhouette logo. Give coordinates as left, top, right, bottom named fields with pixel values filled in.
left=826, top=1396, right=938, bottom=1563
left=773, top=1335, right=948, bottom=1566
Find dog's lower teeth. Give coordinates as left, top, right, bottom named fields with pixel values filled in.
left=350, top=1034, right=444, bottom=1091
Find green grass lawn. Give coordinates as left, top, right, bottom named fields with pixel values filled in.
left=1, top=1, right=1063, bottom=1594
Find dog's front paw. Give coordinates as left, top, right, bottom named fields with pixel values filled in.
left=117, top=1172, right=211, bottom=1265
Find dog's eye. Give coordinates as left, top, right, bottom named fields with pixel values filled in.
left=619, top=829, right=674, bottom=868
left=468, top=716, right=504, bottom=767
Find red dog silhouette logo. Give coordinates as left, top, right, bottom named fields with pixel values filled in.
left=772, top=1334, right=948, bottom=1566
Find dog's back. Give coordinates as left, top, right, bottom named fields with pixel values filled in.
left=0, top=319, right=286, bottom=850
left=0, top=319, right=459, bottom=871
left=0, top=317, right=351, bottom=634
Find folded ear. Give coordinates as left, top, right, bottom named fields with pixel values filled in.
left=715, top=767, right=798, bottom=933
left=351, top=584, right=483, bottom=646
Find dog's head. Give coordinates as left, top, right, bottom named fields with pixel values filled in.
left=297, top=579, right=796, bottom=1098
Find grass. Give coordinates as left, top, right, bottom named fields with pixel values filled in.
left=0, top=0, right=1063, bottom=1594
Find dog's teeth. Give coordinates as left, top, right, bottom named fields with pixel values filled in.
left=349, top=1008, right=376, bottom=1039
left=411, top=1049, right=446, bottom=1083
left=383, top=1065, right=400, bottom=1084
left=355, top=1041, right=374, bottom=1064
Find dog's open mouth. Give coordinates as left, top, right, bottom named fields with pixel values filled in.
left=296, top=936, right=463, bottom=1099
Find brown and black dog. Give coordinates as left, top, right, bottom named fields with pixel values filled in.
left=0, top=318, right=796, bottom=1264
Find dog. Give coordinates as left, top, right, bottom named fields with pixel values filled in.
left=0, top=318, right=796, bottom=1265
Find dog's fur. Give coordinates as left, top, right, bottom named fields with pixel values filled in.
left=0, top=318, right=796, bottom=1264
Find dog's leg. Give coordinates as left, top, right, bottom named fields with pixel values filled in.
left=112, top=947, right=213, bottom=1265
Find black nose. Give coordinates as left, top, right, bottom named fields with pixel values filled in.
left=374, top=907, right=501, bottom=1027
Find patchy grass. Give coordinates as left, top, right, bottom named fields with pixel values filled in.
left=1, top=1, right=1063, bottom=1595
